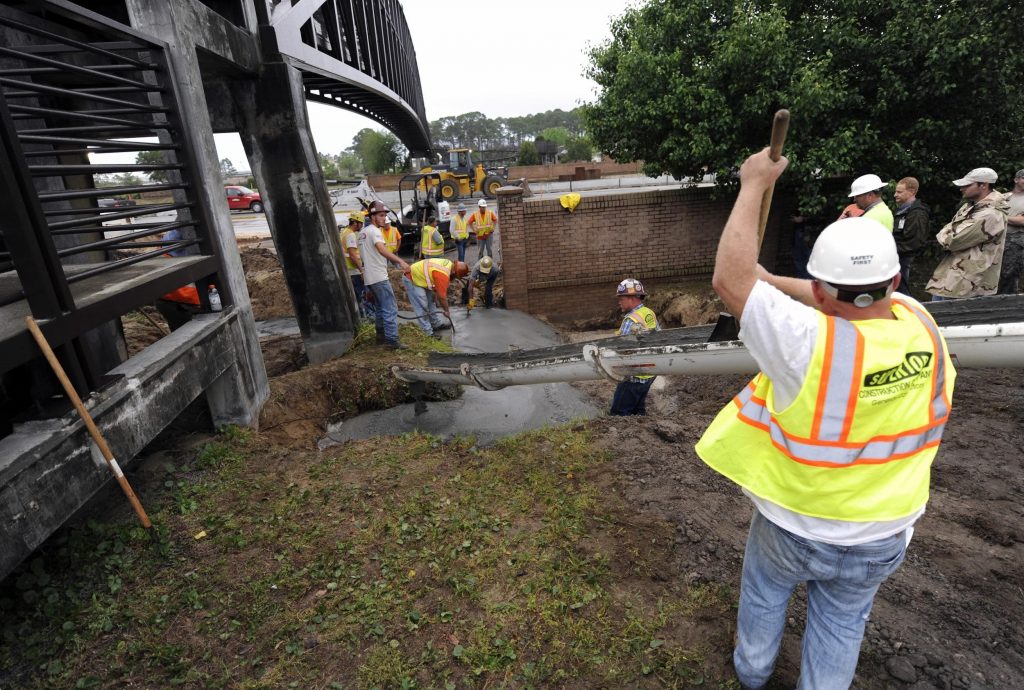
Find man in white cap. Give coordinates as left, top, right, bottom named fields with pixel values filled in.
left=463, top=255, right=502, bottom=310
left=467, top=198, right=499, bottom=261
left=926, top=167, right=1009, bottom=299
left=848, top=174, right=894, bottom=230
left=997, top=169, right=1024, bottom=294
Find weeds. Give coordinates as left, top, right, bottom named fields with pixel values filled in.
left=1, top=425, right=732, bottom=689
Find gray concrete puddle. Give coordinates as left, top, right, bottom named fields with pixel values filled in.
left=319, top=307, right=600, bottom=448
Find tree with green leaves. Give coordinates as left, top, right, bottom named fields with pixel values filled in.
left=318, top=152, right=340, bottom=180
left=564, top=136, right=594, bottom=163
left=352, top=128, right=405, bottom=174
left=517, top=141, right=540, bottom=166
left=219, top=158, right=237, bottom=179
left=135, top=150, right=170, bottom=183
left=584, top=0, right=1024, bottom=216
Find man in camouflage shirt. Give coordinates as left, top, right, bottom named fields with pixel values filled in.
left=926, top=167, right=1009, bottom=299
left=997, top=169, right=1024, bottom=294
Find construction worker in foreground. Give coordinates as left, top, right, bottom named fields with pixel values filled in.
left=696, top=148, right=956, bottom=690
left=467, top=198, right=498, bottom=261
left=463, top=255, right=501, bottom=310
left=847, top=173, right=894, bottom=230
left=609, top=278, right=661, bottom=416
left=339, top=213, right=373, bottom=319
left=358, top=200, right=410, bottom=349
left=402, top=258, right=469, bottom=337
left=419, top=214, right=444, bottom=259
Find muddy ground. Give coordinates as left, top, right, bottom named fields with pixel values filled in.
left=117, top=247, right=1022, bottom=688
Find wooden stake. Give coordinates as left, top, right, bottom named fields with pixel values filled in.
left=757, top=109, right=791, bottom=246
left=24, top=316, right=152, bottom=529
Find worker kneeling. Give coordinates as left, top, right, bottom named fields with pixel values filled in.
left=402, top=258, right=469, bottom=337
left=696, top=149, right=956, bottom=690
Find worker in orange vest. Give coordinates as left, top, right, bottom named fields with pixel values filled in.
left=467, top=198, right=498, bottom=262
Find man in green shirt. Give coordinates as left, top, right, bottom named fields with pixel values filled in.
left=848, top=173, right=894, bottom=231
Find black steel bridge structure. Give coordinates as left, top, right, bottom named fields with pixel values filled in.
left=0, top=0, right=431, bottom=580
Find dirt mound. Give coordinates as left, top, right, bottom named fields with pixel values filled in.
left=241, top=247, right=294, bottom=321
left=644, top=284, right=724, bottom=327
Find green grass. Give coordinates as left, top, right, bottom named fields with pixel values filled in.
left=0, top=425, right=736, bottom=689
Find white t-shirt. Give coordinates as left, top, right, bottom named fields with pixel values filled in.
left=737, top=280, right=922, bottom=546
left=358, top=224, right=390, bottom=285
left=342, top=229, right=361, bottom=277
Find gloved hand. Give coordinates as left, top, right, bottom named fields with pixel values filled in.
left=467, top=298, right=475, bottom=311
left=363, top=287, right=374, bottom=304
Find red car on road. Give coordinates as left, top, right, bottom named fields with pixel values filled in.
left=224, top=185, right=264, bottom=213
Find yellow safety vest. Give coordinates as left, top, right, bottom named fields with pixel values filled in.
left=471, top=210, right=495, bottom=238
left=863, top=202, right=894, bottom=231
left=340, top=225, right=360, bottom=271
left=383, top=224, right=400, bottom=254
left=421, top=224, right=444, bottom=257
left=452, top=214, right=469, bottom=240
left=695, top=298, right=956, bottom=522
left=621, top=305, right=659, bottom=380
left=409, top=258, right=452, bottom=289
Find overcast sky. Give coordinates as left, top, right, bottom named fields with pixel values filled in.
left=213, top=0, right=634, bottom=169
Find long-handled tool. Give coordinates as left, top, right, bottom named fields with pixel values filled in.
left=25, top=316, right=152, bottom=529
left=757, top=109, right=790, bottom=246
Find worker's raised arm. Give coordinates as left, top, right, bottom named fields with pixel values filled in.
left=712, top=148, right=789, bottom=319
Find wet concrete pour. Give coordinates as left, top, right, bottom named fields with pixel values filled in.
left=320, top=307, right=600, bottom=448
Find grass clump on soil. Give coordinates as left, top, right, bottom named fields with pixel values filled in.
left=0, top=423, right=735, bottom=689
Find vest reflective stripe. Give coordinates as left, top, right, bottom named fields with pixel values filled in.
left=410, top=258, right=452, bottom=289
left=452, top=215, right=469, bottom=239
left=383, top=225, right=400, bottom=254
left=730, top=300, right=950, bottom=467
left=472, top=210, right=494, bottom=238
left=623, top=305, right=658, bottom=333
left=421, top=225, right=444, bottom=257
left=340, top=226, right=360, bottom=271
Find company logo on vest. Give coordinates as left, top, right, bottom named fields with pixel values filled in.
left=863, top=352, right=933, bottom=387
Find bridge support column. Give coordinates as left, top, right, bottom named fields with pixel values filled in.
left=124, top=0, right=269, bottom=426
left=231, top=63, right=359, bottom=364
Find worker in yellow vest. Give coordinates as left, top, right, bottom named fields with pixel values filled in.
left=467, top=198, right=498, bottom=261
left=382, top=215, right=401, bottom=256
left=696, top=149, right=956, bottom=690
left=609, top=278, right=661, bottom=415
left=419, top=214, right=445, bottom=259
left=339, top=212, right=373, bottom=318
left=402, top=258, right=469, bottom=336
left=848, top=173, right=894, bottom=230
left=451, top=202, right=470, bottom=262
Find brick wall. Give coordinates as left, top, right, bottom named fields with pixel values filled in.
left=497, top=186, right=786, bottom=322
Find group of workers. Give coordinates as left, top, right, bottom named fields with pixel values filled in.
left=338, top=198, right=502, bottom=348
left=800, top=167, right=1024, bottom=299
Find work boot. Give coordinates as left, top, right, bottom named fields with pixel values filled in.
left=433, top=322, right=451, bottom=331
left=384, top=340, right=408, bottom=350
left=375, top=329, right=386, bottom=344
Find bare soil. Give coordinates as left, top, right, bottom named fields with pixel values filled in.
left=117, top=245, right=1023, bottom=688
left=574, top=367, right=1024, bottom=689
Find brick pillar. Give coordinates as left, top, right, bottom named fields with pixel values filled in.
left=497, top=186, right=527, bottom=310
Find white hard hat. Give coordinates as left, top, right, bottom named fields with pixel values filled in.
left=807, top=217, right=900, bottom=289
left=479, top=256, right=493, bottom=274
left=848, top=174, right=885, bottom=197
left=478, top=199, right=487, bottom=207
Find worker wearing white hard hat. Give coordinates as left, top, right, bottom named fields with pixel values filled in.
left=848, top=173, right=894, bottom=230
left=463, top=255, right=503, bottom=311
left=451, top=202, right=470, bottom=262
left=609, top=278, right=661, bottom=416
left=696, top=147, right=956, bottom=690
left=467, top=198, right=499, bottom=262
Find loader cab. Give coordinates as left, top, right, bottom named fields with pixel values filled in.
left=448, top=148, right=472, bottom=174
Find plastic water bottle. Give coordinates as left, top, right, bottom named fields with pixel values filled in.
left=208, top=285, right=222, bottom=312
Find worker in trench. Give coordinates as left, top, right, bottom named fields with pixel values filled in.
left=462, top=255, right=501, bottom=311
left=609, top=278, right=661, bottom=416
left=695, top=148, right=957, bottom=690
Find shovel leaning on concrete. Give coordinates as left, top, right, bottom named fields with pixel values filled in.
left=25, top=316, right=152, bottom=529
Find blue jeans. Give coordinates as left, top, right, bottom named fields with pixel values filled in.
left=610, top=377, right=655, bottom=415
left=349, top=273, right=375, bottom=319
left=402, top=275, right=444, bottom=336
left=455, top=238, right=468, bottom=262
left=477, top=234, right=493, bottom=261
left=735, top=510, right=907, bottom=690
left=366, top=279, right=399, bottom=343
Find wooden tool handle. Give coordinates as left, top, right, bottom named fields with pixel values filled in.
left=24, top=317, right=152, bottom=529
left=758, top=109, right=791, bottom=245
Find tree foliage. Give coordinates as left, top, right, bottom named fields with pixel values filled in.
left=135, top=151, right=170, bottom=183
left=352, top=128, right=406, bottom=174
left=219, top=158, right=237, bottom=179
left=429, top=108, right=586, bottom=152
left=517, top=141, right=539, bottom=166
left=564, top=136, right=594, bottom=163
left=584, top=0, right=1024, bottom=215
